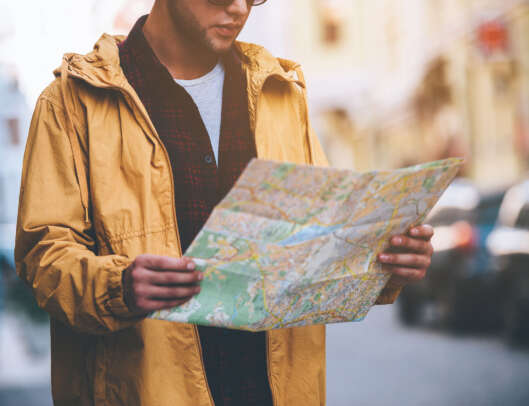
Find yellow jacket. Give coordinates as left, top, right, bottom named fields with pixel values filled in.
left=15, top=33, right=398, bottom=406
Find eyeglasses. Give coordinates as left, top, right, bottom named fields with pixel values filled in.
left=208, top=0, right=268, bottom=6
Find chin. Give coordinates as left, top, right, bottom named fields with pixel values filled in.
left=209, top=41, right=235, bottom=55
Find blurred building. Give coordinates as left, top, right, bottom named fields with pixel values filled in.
left=1, top=0, right=528, bottom=189
left=112, top=0, right=154, bottom=34
left=0, top=65, right=29, bottom=242
left=248, top=0, right=529, bottom=191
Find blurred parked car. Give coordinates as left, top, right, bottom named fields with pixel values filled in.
left=398, top=179, right=505, bottom=331
left=487, top=180, right=529, bottom=345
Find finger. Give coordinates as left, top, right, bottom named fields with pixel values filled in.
left=382, top=265, right=426, bottom=282
left=378, top=252, right=431, bottom=269
left=135, top=297, right=193, bottom=313
left=408, top=224, right=434, bottom=240
left=135, top=254, right=196, bottom=272
left=148, top=269, right=203, bottom=286
left=144, top=285, right=201, bottom=300
left=389, top=235, right=433, bottom=255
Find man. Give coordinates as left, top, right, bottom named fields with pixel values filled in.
left=15, top=1, right=434, bottom=405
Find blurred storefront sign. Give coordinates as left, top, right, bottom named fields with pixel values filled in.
left=477, top=19, right=509, bottom=57
left=282, top=0, right=529, bottom=191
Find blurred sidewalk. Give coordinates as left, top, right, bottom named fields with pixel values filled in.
left=0, top=311, right=51, bottom=406
left=0, top=386, right=52, bottom=406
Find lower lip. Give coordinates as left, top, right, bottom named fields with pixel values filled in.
left=215, top=26, right=238, bottom=37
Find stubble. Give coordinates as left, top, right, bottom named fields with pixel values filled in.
left=166, top=1, right=232, bottom=55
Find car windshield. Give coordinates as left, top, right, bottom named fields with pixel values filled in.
left=497, top=182, right=529, bottom=228
left=515, top=204, right=529, bottom=229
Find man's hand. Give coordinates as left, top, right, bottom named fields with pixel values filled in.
left=377, top=224, right=434, bottom=286
left=122, top=254, right=203, bottom=315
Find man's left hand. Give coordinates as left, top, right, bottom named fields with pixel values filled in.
left=377, top=224, right=434, bottom=285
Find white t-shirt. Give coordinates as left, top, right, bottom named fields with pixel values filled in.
left=174, top=62, right=225, bottom=164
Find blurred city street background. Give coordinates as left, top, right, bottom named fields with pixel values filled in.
left=2, top=0, right=529, bottom=405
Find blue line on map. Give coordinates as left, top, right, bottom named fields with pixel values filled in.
left=277, top=223, right=346, bottom=246
left=230, top=295, right=241, bottom=321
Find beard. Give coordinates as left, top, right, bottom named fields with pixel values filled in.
left=166, top=1, right=235, bottom=55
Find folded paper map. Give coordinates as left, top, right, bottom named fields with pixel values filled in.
left=151, top=158, right=463, bottom=331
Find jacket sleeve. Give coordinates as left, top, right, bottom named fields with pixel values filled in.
left=374, top=279, right=402, bottom=305
left=15, top=92, right=142, bottom=334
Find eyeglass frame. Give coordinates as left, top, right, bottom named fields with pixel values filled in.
left=207, top=0, right=268, bottom=7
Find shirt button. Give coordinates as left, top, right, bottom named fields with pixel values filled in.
left=204, top=154, right=214, bottom=164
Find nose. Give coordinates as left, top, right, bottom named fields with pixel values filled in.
left=224, top=0, right=250, bottom=16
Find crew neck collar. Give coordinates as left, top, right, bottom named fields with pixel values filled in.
left=173, top=62, right=225, bottom=87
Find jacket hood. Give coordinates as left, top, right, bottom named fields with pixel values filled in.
left=53, top=33, right=307, bottom=138
left=53, top=33, right=305, bottom=93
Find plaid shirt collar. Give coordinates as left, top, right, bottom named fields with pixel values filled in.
left=120, top=14, right=245, bottom=101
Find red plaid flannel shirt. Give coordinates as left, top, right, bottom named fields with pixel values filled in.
left=119, top=15, right=272, bottom=406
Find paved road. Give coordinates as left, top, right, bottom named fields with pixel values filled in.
left=2, top=305, right=529, bottom=406
left=327, top=305, right=529, bottom=406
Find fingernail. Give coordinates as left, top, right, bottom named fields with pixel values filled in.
left=379, top=254, right=389, bottom=261
left=194, top=286, right=201, bottom=293
left=198, top=272, right=204, bottom=281
left=411, top=228, right=419, bottom=235
left=187, top=262, right=195, bottom=270
left=393, top=237, right=402, bottom=245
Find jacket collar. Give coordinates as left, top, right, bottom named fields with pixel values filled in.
left=52, top=26, right=305, bottom=130
left=50, top=26, right=308, bottom=225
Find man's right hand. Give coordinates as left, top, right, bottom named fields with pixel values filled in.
left=122, top=254, right=203, bottom=315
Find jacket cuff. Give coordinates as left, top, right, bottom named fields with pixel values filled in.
left=375, top=278, right=403, bottom=305
left=104, top=257, right=140, bottom=319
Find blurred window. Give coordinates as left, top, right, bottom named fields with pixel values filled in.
left=318, top=0, right=344, bottom=46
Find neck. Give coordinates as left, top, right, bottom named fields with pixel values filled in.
left=142, top=7, right=218, bottom=80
